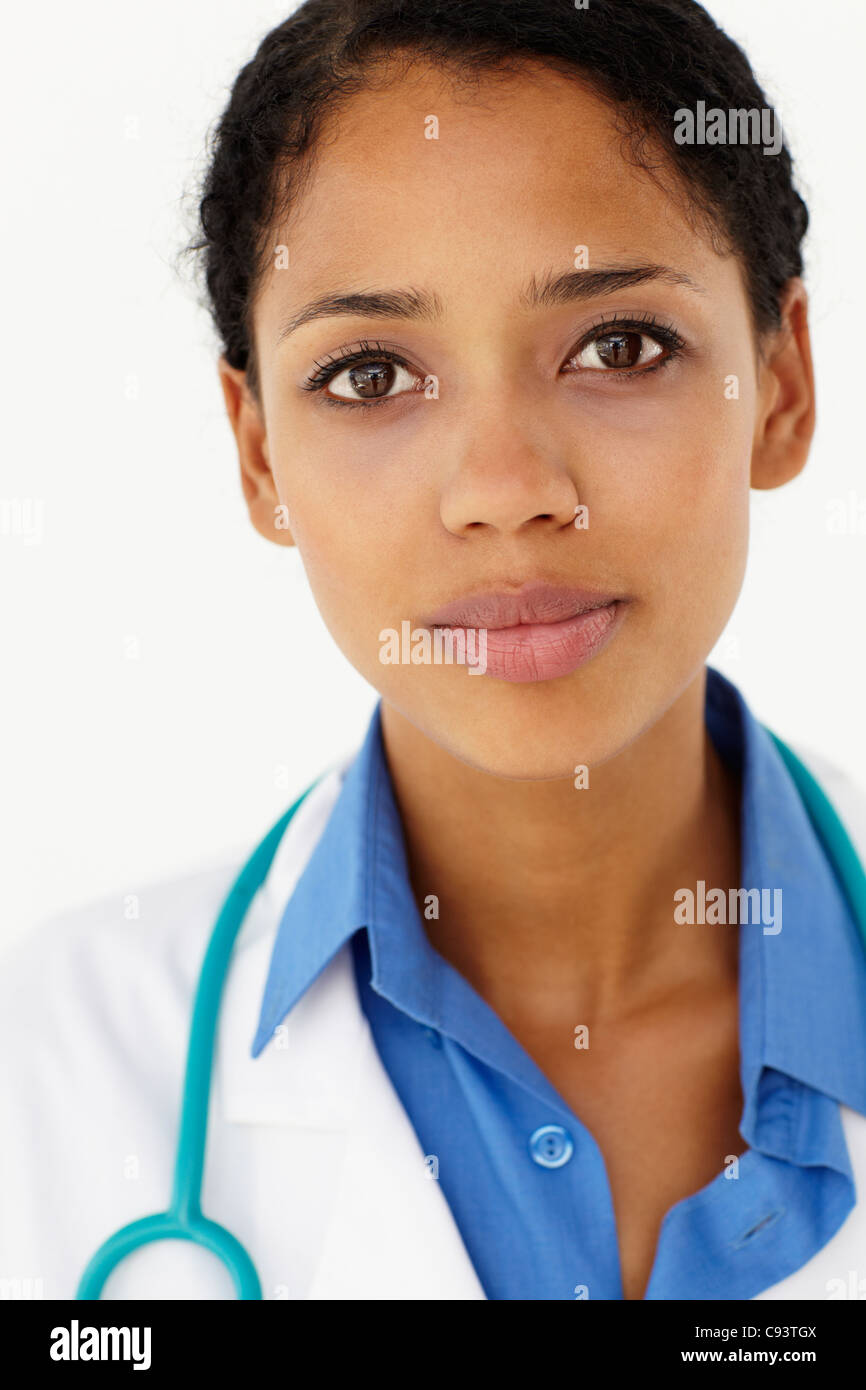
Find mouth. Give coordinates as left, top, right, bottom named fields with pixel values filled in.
left=418, top=582, right=628, bottom=683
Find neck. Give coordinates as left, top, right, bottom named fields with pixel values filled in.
left=379, top=670, right=741, bottom=1031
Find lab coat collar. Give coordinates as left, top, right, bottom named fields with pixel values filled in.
left=221, top=766, right=361, bottom=1127
left=248, top=709, right=382, bottom=1059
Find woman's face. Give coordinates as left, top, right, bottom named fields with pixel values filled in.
left=244, top=60, right=780, bottom=778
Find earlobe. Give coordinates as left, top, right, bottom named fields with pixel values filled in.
left=216, top=357, right=295, bottom=547
left=750, top=280, right=816, bottom=491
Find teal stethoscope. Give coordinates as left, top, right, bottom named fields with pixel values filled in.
left=76, top=733, right=866, bottom=1299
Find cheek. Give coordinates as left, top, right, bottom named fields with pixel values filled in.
left=586, top=379, right=753, bottom=637
left=277, top=445, right=422, bottom=673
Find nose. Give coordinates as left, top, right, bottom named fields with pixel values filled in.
left=439, top=407, right=580, bottom=538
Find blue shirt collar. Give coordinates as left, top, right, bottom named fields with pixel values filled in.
left=707, top=672, right=866, bottom=1138
left=251, top=669, right=866, bottom=1147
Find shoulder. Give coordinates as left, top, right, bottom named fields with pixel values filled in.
left=0, top=766, right=350, bottom=1054
left=0, top=858, right=241, bottom=1068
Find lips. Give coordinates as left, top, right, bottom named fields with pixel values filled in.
left=418, top=582, right=627, bottom=683
left=420, top=583, right=620, bottom=630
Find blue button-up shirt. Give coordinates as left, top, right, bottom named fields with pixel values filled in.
left=251, top=667, right=866, bottom=1299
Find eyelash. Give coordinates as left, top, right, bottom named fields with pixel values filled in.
left=300, top=315, right=687, bottom=410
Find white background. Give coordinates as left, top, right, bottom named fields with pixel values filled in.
left=2, top=0, right=864, bottom=946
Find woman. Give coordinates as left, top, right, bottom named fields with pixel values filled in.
left=3, top=0, right=865, bottom=1303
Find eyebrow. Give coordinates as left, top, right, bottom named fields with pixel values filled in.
left=276, top=264, right=704, bottom=342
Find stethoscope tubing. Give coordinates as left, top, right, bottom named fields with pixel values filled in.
left=76, top=785, right=315, bottom=1300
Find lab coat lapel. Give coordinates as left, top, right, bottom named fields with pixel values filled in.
left=302, top=946, right=487, bottom=1300
left=215, top=767, right=486, bottom=1299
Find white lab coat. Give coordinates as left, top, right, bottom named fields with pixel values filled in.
left=2, top=744, right=866, bottom=1301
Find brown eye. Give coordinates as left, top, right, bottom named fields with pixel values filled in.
left=572, top=331, right=665, bottom=372
left=347, top=361, right=396, bottom=398
left=595, top=332, right=642, bottom=367
left=327, top=358, right=418, bottom=401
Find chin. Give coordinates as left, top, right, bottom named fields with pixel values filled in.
left=417, top=695, right=632, bottom=782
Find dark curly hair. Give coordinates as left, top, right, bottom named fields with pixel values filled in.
left=184, top=0, right=809, bottom=403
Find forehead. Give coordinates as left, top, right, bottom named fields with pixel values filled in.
left=254, top=58, right=734, bottom=330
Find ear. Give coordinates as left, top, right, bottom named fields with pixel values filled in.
left=217, top=357, right=295, bottom=546
left=750, top=278, right=816, bottom=491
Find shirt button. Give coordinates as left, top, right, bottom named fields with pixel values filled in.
left=424, top=1027, right=443, bottom=1048
left=528, top=1124, right=574, bottom=1169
